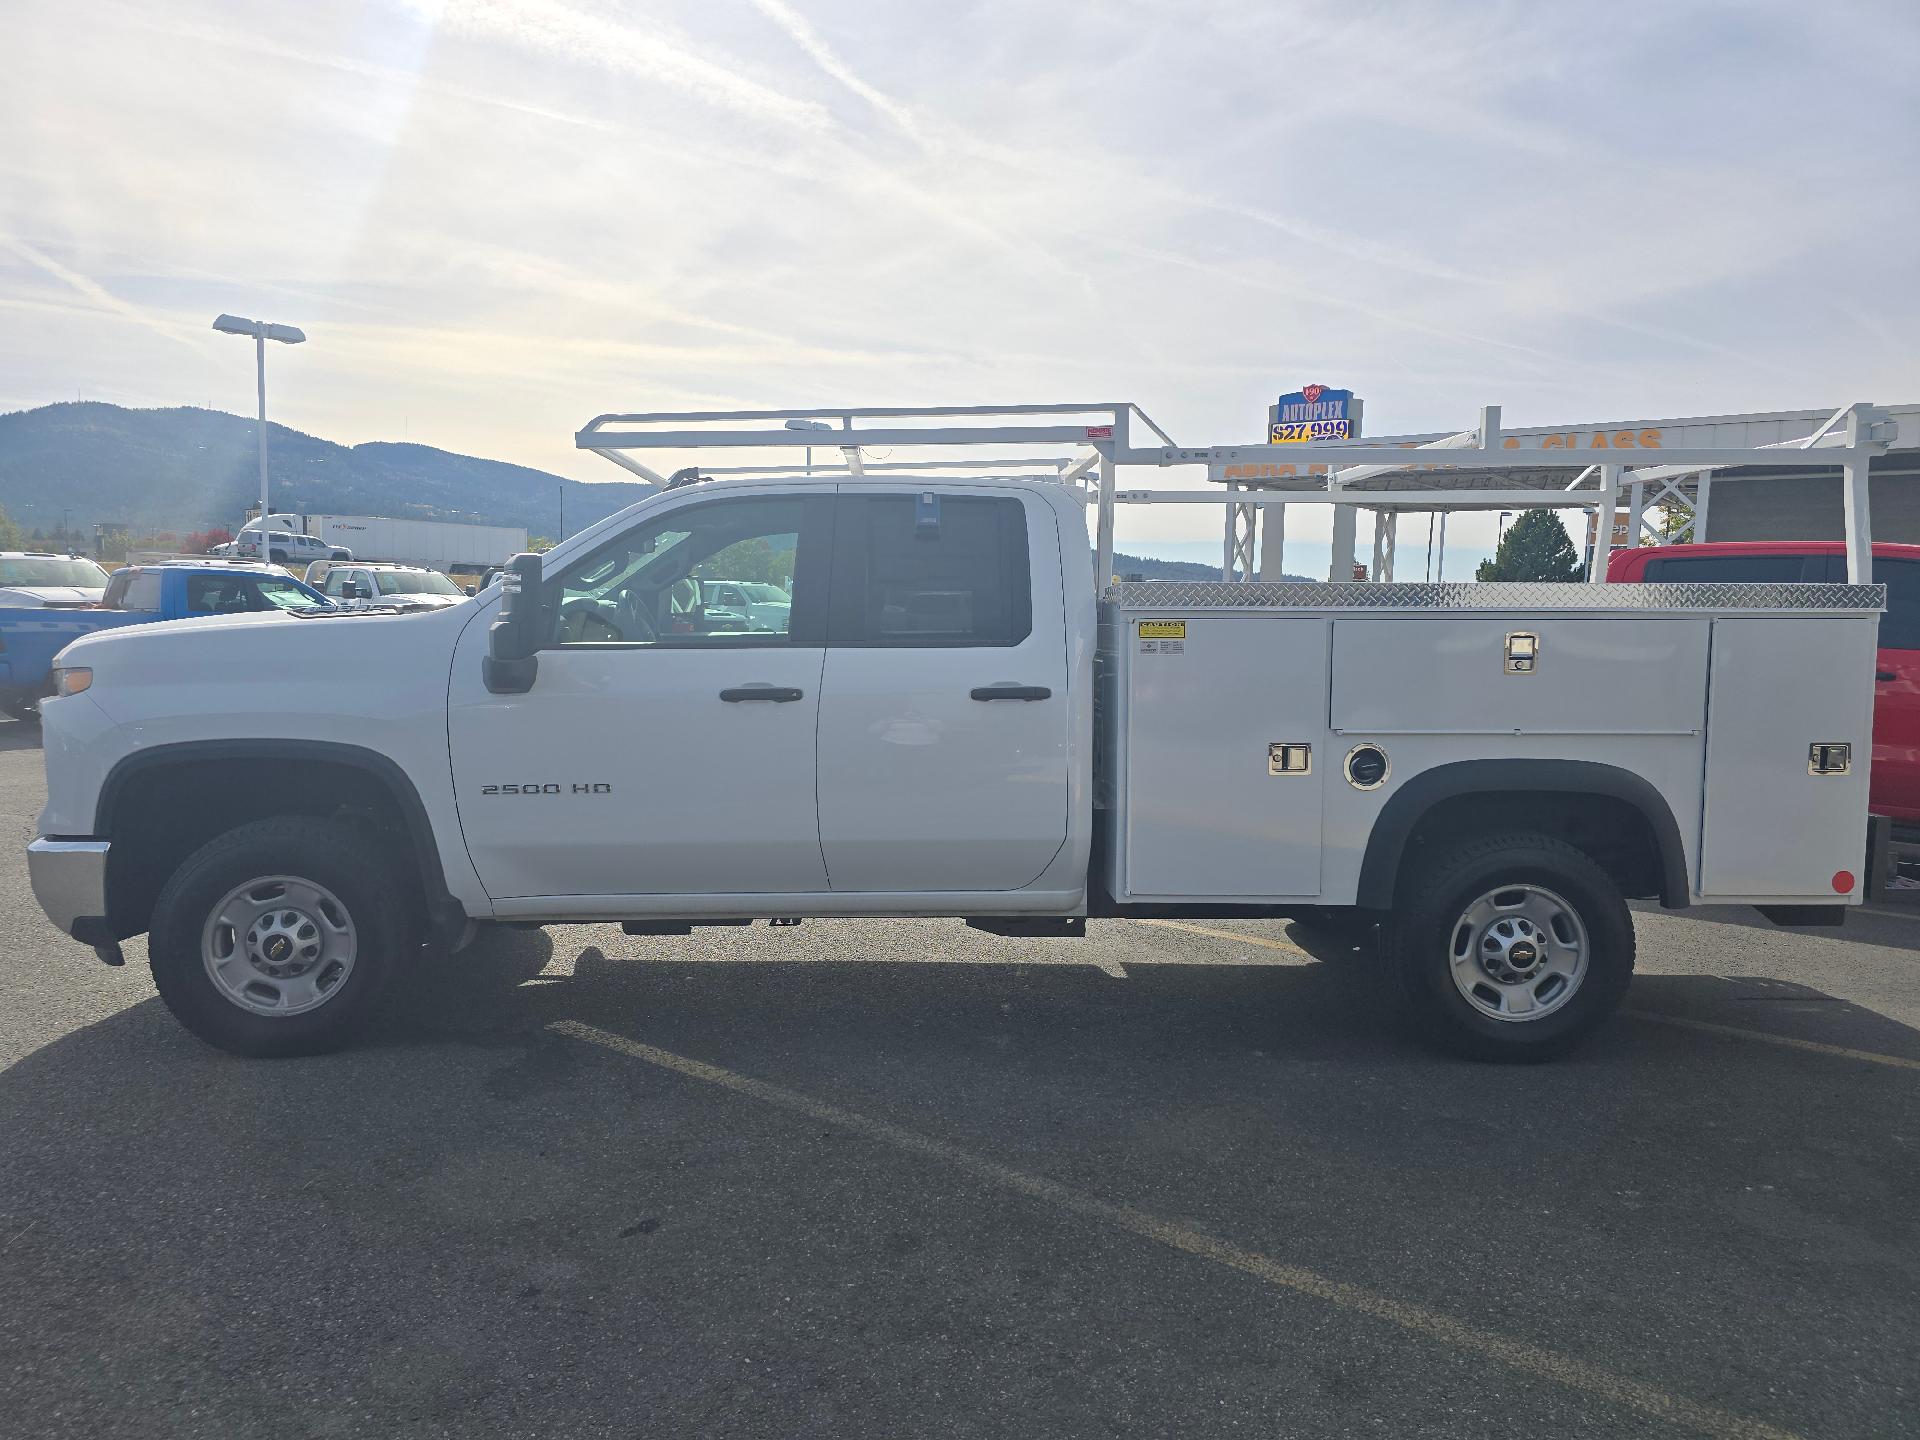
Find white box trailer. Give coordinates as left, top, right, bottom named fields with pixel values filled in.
left=298, top=515, right=528, bottom=574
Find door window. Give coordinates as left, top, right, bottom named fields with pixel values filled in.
left=1640, top=552, right=1822, bottom=582
left=1874, top=558, right=1920, bottom=650
left=544, top=494, right=824, bottom=647
left=829, top=494, right=1031, bottom=646
left=186, top=575, right=235, bottom=613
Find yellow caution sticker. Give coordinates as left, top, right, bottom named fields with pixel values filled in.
left=1138, top=620, right=1186, bottom=639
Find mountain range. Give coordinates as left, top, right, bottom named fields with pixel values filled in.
left=0, top=402, right=652, bottom=542
left=0, top=401, right=1294, bottom=580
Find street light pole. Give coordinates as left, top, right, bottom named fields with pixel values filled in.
left=214, top=314, right=306, bottom=562
left=255, top=331, right=269, bottom=546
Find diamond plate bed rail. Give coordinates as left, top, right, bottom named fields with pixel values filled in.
left=1104, top=581, right=1886, bottom=612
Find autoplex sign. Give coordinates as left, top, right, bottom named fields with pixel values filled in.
left=1269, top=384, right=1355, bottom=444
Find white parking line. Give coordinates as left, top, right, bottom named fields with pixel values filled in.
left=1131, top=919, right=1315, bottom=962
left=1627, top=1010, right=1920, bottom=1072
left=551, top=1020, right=1800, bottom=1440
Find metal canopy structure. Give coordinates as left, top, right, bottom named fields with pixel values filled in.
left=575, top=401, right=1900, bottom=590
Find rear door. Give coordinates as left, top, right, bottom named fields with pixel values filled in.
left=814, top=489, right=1070, bottom=892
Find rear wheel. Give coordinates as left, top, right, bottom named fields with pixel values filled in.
left=2, top=695, right=41, bottom=723
left=148, top=817, right=408, bottom=1056
left=1379, top=833, right=1632, bottom=1062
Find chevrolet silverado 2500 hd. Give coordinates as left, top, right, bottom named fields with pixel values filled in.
left=25, top=401, right=1892, bottom=1062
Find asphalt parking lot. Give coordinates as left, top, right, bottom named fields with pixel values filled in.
left=1, top=723, right=1916, bottom=1439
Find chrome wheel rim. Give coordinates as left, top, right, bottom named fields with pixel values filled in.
left=201, top=875, right=357, bottom=1017
left=1447, top=883, right=1588, bottom=1023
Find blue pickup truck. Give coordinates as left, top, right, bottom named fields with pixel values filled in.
left=0, top=562, right=329, bottom=719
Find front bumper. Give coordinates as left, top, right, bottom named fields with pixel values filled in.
left=27, top=838, right=110, bottom=940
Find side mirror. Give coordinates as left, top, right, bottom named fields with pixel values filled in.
left=341, top=579, right=369, bottom=601
left=483, top=552, right=546, bottom=695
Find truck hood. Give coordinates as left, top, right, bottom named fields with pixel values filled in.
left=57, top=602, right=480, bottom=731
left=0, top=585, right=106, bottom=607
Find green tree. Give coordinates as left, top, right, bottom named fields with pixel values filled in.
left=1476, top=509, right=1584, bottom=582
left=698, top=536, right=794, bottom=587
left=0, top=504, right=24, bottom=550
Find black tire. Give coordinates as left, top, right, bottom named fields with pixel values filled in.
left=2, top=696, right=40, bottom=723
left=148, top=817, right=408, bottom=1057
left=1378, top=832, right=1633, bottom=1062
left=269, top=549, right=288, bottom=565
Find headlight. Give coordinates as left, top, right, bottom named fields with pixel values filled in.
left=51, top=666, right=93, bottom=697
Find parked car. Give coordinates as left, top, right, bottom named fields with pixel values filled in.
left=0, top=552, right=110, bottom=607
left=0, top=562, right=329, bottom=720
left=698, top=579, right=792, bottom=634
left=227, top=526, right=351, bottom=566
left=310, top=562, right=469, bottom=610
left=1608, top=540, right=1920, bottom=823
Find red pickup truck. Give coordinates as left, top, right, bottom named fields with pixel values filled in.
left=1608, top=541, right=1920, bottom=823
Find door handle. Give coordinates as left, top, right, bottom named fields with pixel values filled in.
left=1877, top=671, right=1897, bottom=682
left=971, top=684, right=1052, bottom=701
left=720, top=686, right=804, bottom=703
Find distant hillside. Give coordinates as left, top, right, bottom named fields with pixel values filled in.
left=0, top=402, right=1314, bottom=581
left=1111, top=551, right=1314, bottom=583
left=0, top=402, right=651, bottom=539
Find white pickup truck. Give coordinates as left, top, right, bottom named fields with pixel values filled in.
left=25, top=402, right=1893, bottom=1062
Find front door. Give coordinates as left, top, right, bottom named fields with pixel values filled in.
left=815, top=489, right=1071, bottom=892
left=448, top=491, right=834, bottom=899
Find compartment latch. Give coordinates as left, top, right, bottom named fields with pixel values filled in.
left=1268, top=742, right=1313, bottom=776
left=1504, top=632, right=1539, bottom=675
left=1809, top=742, right=1852, bottom=776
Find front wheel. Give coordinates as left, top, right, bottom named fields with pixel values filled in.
left=148, top=817, right=409, bottom=1056
left=1379, top=833, right=1633, bottom=1062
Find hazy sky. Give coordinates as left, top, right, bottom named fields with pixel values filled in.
left=2, top=0, right=1916, bottom=567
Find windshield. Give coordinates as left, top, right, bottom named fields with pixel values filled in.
left=739, top=583, right=789, bottom=602
left=0, top=557, right=108, bottom=588
left=375, top=570, right=463, bottom=596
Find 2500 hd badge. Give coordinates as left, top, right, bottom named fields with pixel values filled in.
left=480, top=782, right=614, bottom=795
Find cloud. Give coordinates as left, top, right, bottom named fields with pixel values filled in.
left=399, top=0, right=833, bottom=132
left=0, top=236, right=205, bottom=353
left=746, top=0, right=921, bottom=137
